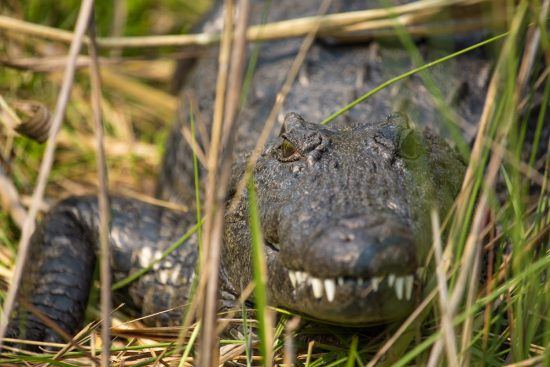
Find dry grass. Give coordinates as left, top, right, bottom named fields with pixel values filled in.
left=0, top=0, right=496, bottom=49
left=0, top=0, right=95, bottom=348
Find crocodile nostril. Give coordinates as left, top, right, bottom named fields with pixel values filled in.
left=302, top=215, right=417, bottom=278
left=341, top=234, right=354, bottom=242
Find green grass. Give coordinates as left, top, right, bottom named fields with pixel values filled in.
left=0, top=0, right=549, bottom=366
left=248, top=177, right=273, bottom=365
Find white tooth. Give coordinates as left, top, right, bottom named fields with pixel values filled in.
left=358, top=278, right=364, bottom=286
left=405, top=275, right=414, bottom=301
left=388, top=274, right=396, bottom=286
left=371, top=277, right=381, bottom=291
left=337, top=277, right=345, bottom=286
left=311, top=278, right=324, bottom=299
left=289, top=271, right=297, bottom=288
left=324, top=279, right=336, bottom=302
left=296, top=272, right=306, bottom=284
left=395, top=277, right=404, bottom=300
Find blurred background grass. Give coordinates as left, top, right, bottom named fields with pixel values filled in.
left=0, top=1, right=213, bottom=334
left=0, top=0, right=211, bottom=256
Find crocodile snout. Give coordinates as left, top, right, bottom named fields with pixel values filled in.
left=269, top=213, right=422, bottom=323
left=304, top=215, right=417, bottom=278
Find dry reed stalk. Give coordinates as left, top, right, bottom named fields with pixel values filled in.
left=334, top=6, right=440, bottom=34
left=0, top=338, right=65, bottom=349
left=56, top=130, right=158, bottom=160
left=181, top=125, right=208, bottom=168
left=0, top=165, right=26, bottom=229
left=198, top=0, right=235, bottom=365
left=338, top=16, right=505, bottom=43
left=503, top=355, right=547, bottom=367
left=88, top=9, right=112, bottom=366
left=0, top=0, right=491, bottom=49
left=1, top=55, right=116, bottom=72
left=304, top=340, right=315, bottom=366
left=0, top=343, right=38, bottom=355
left=516, top=0, right=548, bottom=97
left=213, top=283, right=255, bottom=335
left=430, top=210, right=458, bottom=367
left=197, top=0, right=255, bottom=363
left=0, top=96, right=18, bottom=158
left=283, top=316, right=301, bottom=366
left=482, top=232, right=496, bottom=352
left=0, top=95, right=20, bottom=131
left=99, top=69, right=178, bottom=120
left=219, top=343, right=248, bottom=365
left=109, top=0, right=127, bottom=58
left=222, top=0, right=251, bottom=148
left=0, top=55, right=204, bottom=80
left=46, top=322, right=97, bottom=367
left=489, top=140, right=547, bottom=188
left=459, top=236, right=482, bottom=366
left=114, top=187, right=188, bottom=212
left=0, top=0, right=96, bottom=346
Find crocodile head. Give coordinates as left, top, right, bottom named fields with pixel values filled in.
left=223, top=112, right=465, bottom=325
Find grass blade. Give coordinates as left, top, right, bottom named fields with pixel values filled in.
left=247, top=176, right=273, bottom=366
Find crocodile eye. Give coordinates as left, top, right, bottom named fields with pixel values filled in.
left=398, top=130, right=422, bottom=159
left=278, top=138, right=301, bottom=162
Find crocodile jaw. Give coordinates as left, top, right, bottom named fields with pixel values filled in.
left=265, top=246, right=422, bottom=325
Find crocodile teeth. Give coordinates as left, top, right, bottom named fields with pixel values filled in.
left=288, top=271, right=297, bottom=288
left=286, top=269, right=420, bottom=301
left=324, top=279, right=336, bottom=302
left=388, top=274, right=396, bottom=286
left=296, top=271, right=307, bottom=284
left=311, top=277, right=324, bottom=299
left=394, top=277, right=404, bottom=300
left=405, top=275, right=414, bottom=301
left=371, top=277, right=382, bottom=291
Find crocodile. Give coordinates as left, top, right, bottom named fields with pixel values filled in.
left=6, top=0, right=487, bottom=344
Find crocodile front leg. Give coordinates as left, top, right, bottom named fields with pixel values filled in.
left=7, top=195, right=197, bottom=345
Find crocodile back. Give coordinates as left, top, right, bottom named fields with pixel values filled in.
left=157, top=0, right=489, bottom=204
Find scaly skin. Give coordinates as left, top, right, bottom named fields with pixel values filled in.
left=7, top=197, right=197, bottom=342
left=8, top=0, right=485, bottom=344
left=224, top=112, right=466, bottom=324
